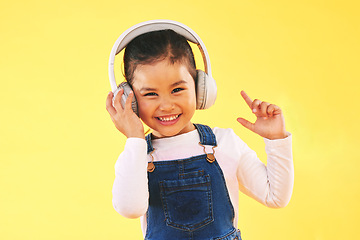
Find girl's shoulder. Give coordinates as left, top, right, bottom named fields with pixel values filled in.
left=211, top=126, right=247, bottom=147
left=212, top=126, right=236, bottom=136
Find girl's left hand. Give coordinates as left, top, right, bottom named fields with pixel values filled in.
left=237, top=91, right=288, bottom=140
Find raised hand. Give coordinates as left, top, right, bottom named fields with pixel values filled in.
left=106, top=89, right=145, bottom=139
left=237, top=91, right=288, bottom=140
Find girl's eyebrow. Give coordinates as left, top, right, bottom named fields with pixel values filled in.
left=140, top=80, right=188, bottom=92
left=171, top=80, right=188, bottom=87
left=139, top=87, right=157, bottom=92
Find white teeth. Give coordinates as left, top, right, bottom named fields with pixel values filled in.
left=158, top=115, right=179, bottom=122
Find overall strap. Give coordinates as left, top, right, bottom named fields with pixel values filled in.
left=194, top=124, right=217, bottom=146
left=145, top=134, right=154, bottom=154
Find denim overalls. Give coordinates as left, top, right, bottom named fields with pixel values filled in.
left=144, top=124, right=242, bottom=240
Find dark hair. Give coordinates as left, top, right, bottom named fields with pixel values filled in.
left=123, top=29, right=197, bottom=85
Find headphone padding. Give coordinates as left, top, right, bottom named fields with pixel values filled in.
left=196, top=70, right=217, bottom=109
left=112, top=82, right=139, bottom=116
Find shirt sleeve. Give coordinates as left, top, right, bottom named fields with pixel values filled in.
left=235, top=132, right=294, bottom=208
left=112, top=138, right=149, bottom=218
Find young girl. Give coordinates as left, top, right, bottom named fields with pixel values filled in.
left=106, top=21, right=294, bottom=240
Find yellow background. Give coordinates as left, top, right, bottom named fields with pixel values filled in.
left=1, top=0, right=359, bottom=239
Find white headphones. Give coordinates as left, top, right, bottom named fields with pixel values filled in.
left=109, top=19, right=217, bottom=115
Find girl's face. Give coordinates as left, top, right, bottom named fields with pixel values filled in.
left=131, top=59, right=196, bottom=138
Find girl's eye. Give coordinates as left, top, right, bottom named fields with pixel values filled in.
left=144, top=92, right=157, bottom=96
left=172, top=88, right=184, bottom=93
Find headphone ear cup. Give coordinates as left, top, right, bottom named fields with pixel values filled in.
left=112, top=82, right=139, bottom=116
left=196, top=70, right=217, bottom=109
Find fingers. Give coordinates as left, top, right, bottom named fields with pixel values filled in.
left=113, top=88, right=125, bottom=113
left=259, top=101, right=271, bottom=118
left=267, top=104, right=282, bottom=116
left=106, top=92, right=117, bottom=116
left=251, top=99, right=263, bottom=114
left=124, top=91, right=134, bottom=111
left=106, top=89, right=136, bottom=116
left=237, top=117, right=255, bottom=132
left=240, top=90, right=253, bottom=109
left=253, top=101, right=281, bottom=118
left=252, top=100, right=272, bottom=117
left=241, top=91, right=281, bottom=118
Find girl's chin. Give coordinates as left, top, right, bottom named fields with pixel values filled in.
left=151, top=128, right=181, bottom=139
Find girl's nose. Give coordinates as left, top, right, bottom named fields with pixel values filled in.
left=158, top=96, right=175, bottom=111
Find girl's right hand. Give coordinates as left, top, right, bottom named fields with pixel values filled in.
left=106, top=89, right=145, bottom=139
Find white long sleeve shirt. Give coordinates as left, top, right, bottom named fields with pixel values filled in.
left=112, top=127, right=294, bottom=237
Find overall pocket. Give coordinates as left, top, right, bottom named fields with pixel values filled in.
left=159, top=175, right=213, bottom=231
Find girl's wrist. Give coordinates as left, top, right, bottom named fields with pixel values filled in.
left=266, top=132, right=289, bottom=140
left=126, top=132, right=145, bottom=139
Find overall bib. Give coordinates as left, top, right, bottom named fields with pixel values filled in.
left=144, top=124, right=242, bottom=240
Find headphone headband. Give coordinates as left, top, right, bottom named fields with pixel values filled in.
left=108, top=19, right=213, bottom=91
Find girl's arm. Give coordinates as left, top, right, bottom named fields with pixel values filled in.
left=235, top=91, right=294, bottom=207
left=111, top=138, right=149, bottom=218
left=236, top=134, right=293, bottom=208
left=106, top=91, right=149, bottom=218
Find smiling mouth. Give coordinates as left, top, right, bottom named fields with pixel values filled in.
left=156, top=114, right=181, bottom=122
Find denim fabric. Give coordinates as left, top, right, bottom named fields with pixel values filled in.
left=145, top=124, right=242, bottom=240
